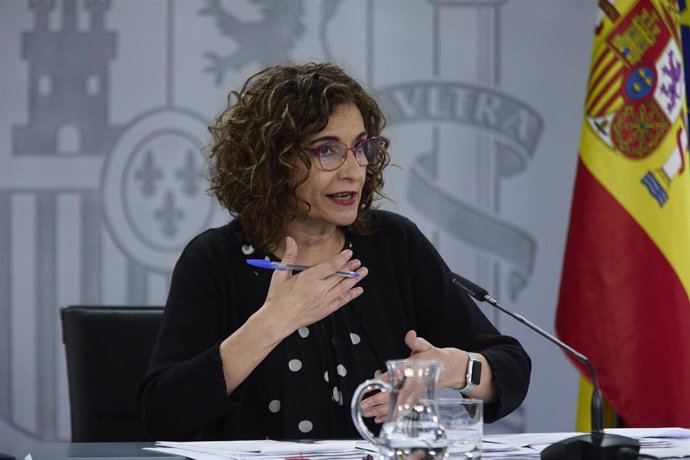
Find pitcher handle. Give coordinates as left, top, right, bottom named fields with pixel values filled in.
left=350, top=378, right=390, bottom=445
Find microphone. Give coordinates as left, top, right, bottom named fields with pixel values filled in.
left=450, top=272, right=640, bottom=460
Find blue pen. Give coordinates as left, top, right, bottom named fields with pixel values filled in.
left=246, top=259, right=360, bottom=278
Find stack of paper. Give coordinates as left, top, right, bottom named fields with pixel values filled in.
left=481, top=428, right=690, bottom=459
left=146, top=440, right=375, bottom=460
left=145, top=428, right=690, bottom=460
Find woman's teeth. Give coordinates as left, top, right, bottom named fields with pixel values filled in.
left=330, top=192, right=353, bottom=199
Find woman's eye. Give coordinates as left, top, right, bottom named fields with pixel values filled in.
left=318, top=144, right=337, bottom=157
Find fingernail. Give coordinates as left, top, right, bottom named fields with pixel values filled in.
left=342, top=249, right=352, bottom=257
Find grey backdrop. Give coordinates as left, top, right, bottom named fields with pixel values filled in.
left=0, top=0, right=596, bottom=443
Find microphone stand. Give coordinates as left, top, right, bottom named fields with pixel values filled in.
left=450, top=272, right=640, bottom=460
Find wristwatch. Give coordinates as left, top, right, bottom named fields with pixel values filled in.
left=459, top=352, right=482, bottom=394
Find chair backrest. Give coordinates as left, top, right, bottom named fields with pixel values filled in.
left=60, top=305, right=164, bottom=442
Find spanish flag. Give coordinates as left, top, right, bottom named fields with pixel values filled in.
left=556, top=0, right=690, bottom=427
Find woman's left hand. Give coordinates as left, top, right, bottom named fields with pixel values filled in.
left=402, top=330, right=467, bottom=389
left=405, top=329, right=495, bottom=401
left=360, top=330, right=496, bottom=423
left=359, top=330, right=465, bottom=423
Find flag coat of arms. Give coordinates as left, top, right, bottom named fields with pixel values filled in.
left=556, top=0, right=690, bottom=427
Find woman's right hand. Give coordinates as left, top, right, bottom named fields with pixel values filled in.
left=219, top=236, right=366, bottom=394
left=261, top=236, right=368, bottom=337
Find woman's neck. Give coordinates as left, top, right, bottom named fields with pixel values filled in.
left=274, top=223, right=343, bottom=265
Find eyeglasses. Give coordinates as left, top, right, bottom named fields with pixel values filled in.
left=307, top=136, right=387, bottom=171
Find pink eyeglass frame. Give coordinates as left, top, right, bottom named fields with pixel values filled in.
left=306, top=136, right=387, bottom=171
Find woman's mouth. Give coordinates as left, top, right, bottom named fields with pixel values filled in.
left=327, top=192, right=357, bottom=205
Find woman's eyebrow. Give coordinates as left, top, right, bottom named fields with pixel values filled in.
left=353, top=131, right=368, bottom=141
left=309, top=131, right=368, bottom=145
left=309, top=135, right=339, bottom=145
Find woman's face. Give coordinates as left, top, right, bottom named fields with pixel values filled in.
left=293, top=103, right=368, bottom=232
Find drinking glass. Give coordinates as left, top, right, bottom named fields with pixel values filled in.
left=435, top=398, right=482, bottom=459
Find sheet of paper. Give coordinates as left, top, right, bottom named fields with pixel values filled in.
left=145, top=429, right=690, bottom=460
left=148, top=440, right=374, bottom=460
left=606, top=428, right=690, bottom=439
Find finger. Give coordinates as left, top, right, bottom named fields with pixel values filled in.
left=405, top=329, right=433, bottom=354
left=361, top=390, right=389, bottom=408
left=281, top=236, right=298, bottom=265
left=311, top=249, right=354, bottom=279
left=272, top=236, right=298, bottom=282
left=344, top=258, right=362, bottom=272
left=367, top=403, right=390, bottom=420
left=361, top=393, right=390, bottom=418
left=324, top=265, right=367, bottom=299
left=327, top=285, right=364, bottom=314
left=338, top=265, right=368, bottom=290
left=325, top=267, right=368, bottom=312
left=324, top=258, right=362, bottom=282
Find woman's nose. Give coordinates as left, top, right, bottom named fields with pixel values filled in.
left=339, top=149, right=365, bottom=176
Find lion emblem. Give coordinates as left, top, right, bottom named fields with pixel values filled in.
left=199, top=0, right=305, bottom=84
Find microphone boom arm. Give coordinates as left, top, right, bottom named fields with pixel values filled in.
left=474, top=289, right=603, bottom=436
left=450, top=272, right=639, bottom=460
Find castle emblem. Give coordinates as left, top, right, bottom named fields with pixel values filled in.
left=13, top=0, right=123, bottom=155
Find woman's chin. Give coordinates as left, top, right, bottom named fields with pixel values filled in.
left=335, top=210, right=360, bottom=227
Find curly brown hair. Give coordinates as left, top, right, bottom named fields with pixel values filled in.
left=207, top=62, right=390, bottom=252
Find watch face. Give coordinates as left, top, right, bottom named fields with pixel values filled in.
left=470, top=360, right=482, bottom=385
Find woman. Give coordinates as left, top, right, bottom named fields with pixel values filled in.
left=138, top=62, right=531, bottom=441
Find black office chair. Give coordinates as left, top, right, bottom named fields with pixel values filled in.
left=60, top=305, right=164, bottom=442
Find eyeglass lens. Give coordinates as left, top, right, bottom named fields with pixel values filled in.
left=319, top=138, right=383, bottom=170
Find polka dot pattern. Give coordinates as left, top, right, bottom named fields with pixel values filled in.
left=337, top=364, right=347, bottom=377
left=268, top=400, right=281, bottom=413
left=298, top=420, right=313, bottom=433
left=225, top=228, right=383, bottom=439
left=332, top=386, right=343, bottom=405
